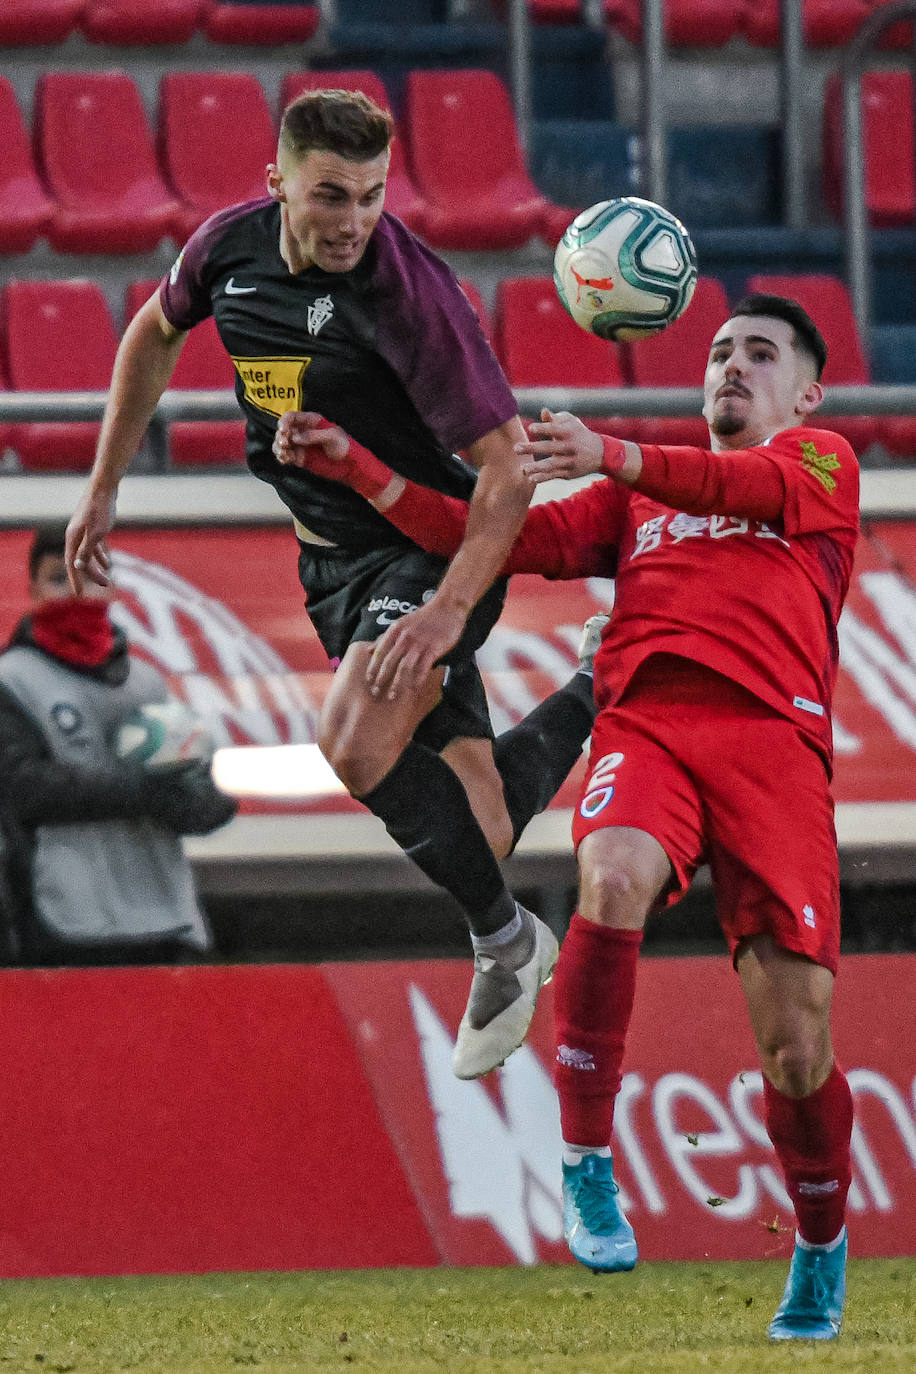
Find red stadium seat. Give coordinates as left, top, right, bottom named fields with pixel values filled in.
left=280, top=71, right=430, bottom=236
left=627, top=276, right=731, bottom=447
left=494, top=275, right=639, bottom=438
left=0, top=0, right=83, bottom=45
left=524, top=1, right=585, bottom=20
left=160, top=73, right=276, bottom=243
left=0, top=79, right=54, bottom=255
left=823, top=71, right=916, bottom=227
left=35, top=72, right=179, bottom=255
left=495, top=277, right=627, bottom=388
left=126, top=280, right=246, bottom=468
left=80, top=0, right=205, bottom=44
left=403, top=70, right=549, bottom=250
left=866, top=0, right=914, bottom=48
left=745, top=273, right=884, bottom=453
left=205, top=3, right=320, bottom=44
left=2, top=281, right=120, bottom=472
left=743, top=0, right=870, bottom=47
left=612, top=0, right=746, bottom=47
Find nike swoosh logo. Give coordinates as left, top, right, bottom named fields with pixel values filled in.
left=225, top=278, right=257, bottom=295
left=376, top=612, right=401, bottom=626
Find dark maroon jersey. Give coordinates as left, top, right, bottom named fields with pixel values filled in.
left=160, top=200, right=517, bottom=550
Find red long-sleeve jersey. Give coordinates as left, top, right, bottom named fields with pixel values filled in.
left=384, top=426, right=860, bottom=763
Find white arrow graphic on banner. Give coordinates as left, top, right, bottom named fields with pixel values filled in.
left=409, top=985, right=563, bottom=1263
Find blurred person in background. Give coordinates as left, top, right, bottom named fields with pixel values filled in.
left=64, top=88, right=598, bottom=1079
left=0, top=526, right=236, bottom=965
left=275, top=295, right=859, bottom=1343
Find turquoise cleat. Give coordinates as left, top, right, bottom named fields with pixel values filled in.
left=769, top=1229, right=847, bottom=1340
left=562, top=1152, right=638, bottom=1273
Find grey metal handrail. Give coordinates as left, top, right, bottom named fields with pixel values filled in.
left=3, top=384, right=916, bottom=423
left=780, top=0, right=807, bottom=228
left=843, top=0, right=916, bottom=340
left=642, top=0, right=667, bottom=205
left=506, top=0, right=533, bottom=158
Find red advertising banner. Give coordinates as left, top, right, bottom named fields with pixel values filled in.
left=0, top=955, right=911, bottom=1277
left=1, top=519, right=915, bottom=810
left=324, top=952, right=916, bottom=1266
left=0, top=965, right=437, bottom=1277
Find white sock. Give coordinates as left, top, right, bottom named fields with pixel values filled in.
left=796, top=1226, right=846, bottom=1253
left=563, top=1142, right=612, bottom=1167
left=471, top=908, right=522, bottom=952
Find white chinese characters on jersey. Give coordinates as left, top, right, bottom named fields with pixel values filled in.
left=632, top=512, right=790, bottom=558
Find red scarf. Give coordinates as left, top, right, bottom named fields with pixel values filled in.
left=30, top=597, right=115, bottom=668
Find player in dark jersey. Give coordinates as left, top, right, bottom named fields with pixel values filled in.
left=273, top=295, right=858, bottom=1342
left=63, top=88, right=596, bottom=1080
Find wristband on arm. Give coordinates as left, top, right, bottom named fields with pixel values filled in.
left=308, top=418, right=394, bottom=500
left=600, top=435, right=629, bottom=477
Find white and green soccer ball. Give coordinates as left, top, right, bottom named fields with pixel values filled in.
left=114, top=700, right=214, bottom=769
left=554, top=196, right=698, bottom=342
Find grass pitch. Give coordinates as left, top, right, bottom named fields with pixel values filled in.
left=0, top=1259, right=912, bottom=1374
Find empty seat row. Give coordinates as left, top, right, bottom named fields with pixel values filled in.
left=0, top=279, right=244, bottom=470
left=1, top=272, right=914, bottom=475
left=0, top=1, right=319, bottom=47
left=526, top=0, right=912, bottom=49
left=488, top=272, right=916, bottom=455
left=0, top=68, right=572, bottom=257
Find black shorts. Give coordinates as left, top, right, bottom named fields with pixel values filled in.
left=298, top=541, right=508, bottom=751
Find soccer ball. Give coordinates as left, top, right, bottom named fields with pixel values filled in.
left=554, top=196, right=698, bottom=342
left=114, top=700, right=214, bottom=769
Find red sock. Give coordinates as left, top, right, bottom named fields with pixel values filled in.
left=553, top=913, right=642, bottom=1146
left=764, top=1063, right=854, bottom=1245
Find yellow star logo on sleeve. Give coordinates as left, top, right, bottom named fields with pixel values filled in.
left=799, top=439, right=841, bottom=494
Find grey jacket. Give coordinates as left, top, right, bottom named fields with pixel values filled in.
left=0, top=622, right=234, bottom=954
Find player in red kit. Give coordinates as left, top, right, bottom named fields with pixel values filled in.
left=273, top=294, right=859, bottom=1341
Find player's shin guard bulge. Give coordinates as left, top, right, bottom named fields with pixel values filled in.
left=763, top=1066, right=854, bottom=1246
left=452, top=906, right=559, bottom=1080
left=553, top=915, right=643, bottom=1146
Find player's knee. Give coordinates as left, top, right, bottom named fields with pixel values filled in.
left=761, top=1035, right=832, bottom=1098
left=317, top=717, right=399, bottom=796
left=579, top=857, right=653, bottom=928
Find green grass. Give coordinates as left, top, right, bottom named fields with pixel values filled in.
left=0, top=1260, right=912, bottom=1373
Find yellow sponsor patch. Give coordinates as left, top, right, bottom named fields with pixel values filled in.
left=799, top=439, right=841, bottom=494
left=231, top=356, right=311, bottom=419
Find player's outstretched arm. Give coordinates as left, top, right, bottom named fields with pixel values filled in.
left=365, top=416, right=533, bottom=699
left=516, top=408, right=643, bottom=485
left=273, top=412, right=616, bottom=580
left=66, top=294, right=187, bottom=594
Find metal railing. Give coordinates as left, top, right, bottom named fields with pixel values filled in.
left=3, top=384, right=916, bottom=425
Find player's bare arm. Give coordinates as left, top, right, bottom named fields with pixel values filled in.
left=516, top=409, right=643, bottom=485
left=66, top=294, right=187, bottom=593
left=365, top=416, right=533, bottom=701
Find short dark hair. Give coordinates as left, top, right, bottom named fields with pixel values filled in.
left=279, top=89, right=393, bottom=163
left=730, top=293, right=828, bottom=380
left=28, top=525, right=67, bottom=581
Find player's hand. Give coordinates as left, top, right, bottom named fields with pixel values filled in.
left=65, top=487, right=117, bottom=594
left=515, top=408, right=605, bottom=483
left=273, top=411, right=394, bottom=501
left=273, top=411, right=350, bottom=468
left=366, top=600, right=467, bottom=701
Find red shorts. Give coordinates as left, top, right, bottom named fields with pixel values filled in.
left=572, top=657, right=840, bottom=973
